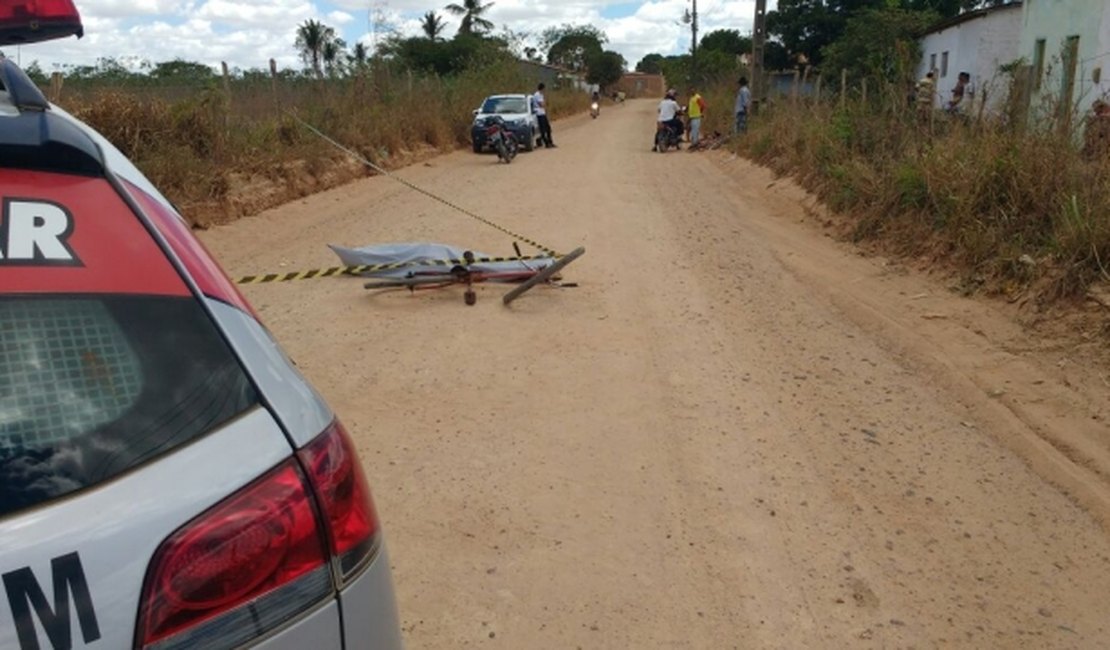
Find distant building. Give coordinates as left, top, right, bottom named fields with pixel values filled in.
left=614, top=72, right=665, bottom=98
left=1018, top=0, right=1110, bottom=125
left=916, top=2, right=1024, bottom=112
left=517, top=59, right=588, bottom=92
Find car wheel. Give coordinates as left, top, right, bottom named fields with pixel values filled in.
left=472, top=140, right=482, bottom=153
left=523, top=129, right=535, bottom=152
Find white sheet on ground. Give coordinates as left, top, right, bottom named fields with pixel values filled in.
left=329, top=242, right=554, bottom=278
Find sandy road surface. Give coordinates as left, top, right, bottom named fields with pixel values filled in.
left=200, top=100, right=1110, bottom=648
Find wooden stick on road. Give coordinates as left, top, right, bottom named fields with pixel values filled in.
left=502, top=247, right=586, bottom=306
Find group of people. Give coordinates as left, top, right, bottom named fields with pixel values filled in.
left=652, top=76, right=754, bottom=151
left=914, top=70, right=972, bottom=120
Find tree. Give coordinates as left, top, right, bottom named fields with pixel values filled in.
left=421, top=11, right=446, bottom=41
left=496, top=26, right=533, bottom=60
left=700, top=29, right=752, bottom=56
left=586, top=50, right=625, bottom=88
left=764, top=41, right=791, bottom=71
left=541, top=24, right=607, bottom=72
left=349, top=42, right=370, bottom=71
left=659, top=54, right=692, bottom=88
left=150, top=59, right=216, bottom=81
left=766, top=0, right=864, bottom=67
left=767, top=0, right=1008, bottom=67
left=322, top=37, right=348, bottom=76
left=636, top=53, right=665, bottom=74
left=904, top=0, right=1012, bottom=17
left=376, top=32, right=511, bottom=76
left=821, top=7, right=938, bottom=82
left=444, top=0, right=495, bottom=36
left=22, top=60, right=48, bottom=84
left=295, top=19, right=339, bottom=77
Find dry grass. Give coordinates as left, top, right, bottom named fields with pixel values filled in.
left=731, top=91, right=1110, bottom=300
left=61, top=63, right=589, bottom=223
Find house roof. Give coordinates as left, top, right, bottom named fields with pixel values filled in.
left=921, top=1, right=1022, bottom=37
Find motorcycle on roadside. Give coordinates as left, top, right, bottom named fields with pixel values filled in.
left=483, top=116, right=518, bottom=164
left=654, top=121, right=683, bottom=152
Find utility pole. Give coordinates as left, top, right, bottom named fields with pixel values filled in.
left=684, top=0, right=699, bottom=80
left=751, top=0, right=767, bottom=114
left=691, top=0, right=698, bottom=80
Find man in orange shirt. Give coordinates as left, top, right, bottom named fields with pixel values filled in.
left=687, top=85, right=708, bottom=146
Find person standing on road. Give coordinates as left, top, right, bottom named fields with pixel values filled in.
left=734, top=77, right=752, bottom=134
left=687, top=85, right=707, bottom=146
left=532, top=82, right=555, bottom=148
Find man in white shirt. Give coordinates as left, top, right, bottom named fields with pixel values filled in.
left=654, top=88, right=683, bottom=151
left=532, top=82, right=555, bottom=148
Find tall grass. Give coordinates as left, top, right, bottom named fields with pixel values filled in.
left=61, top=62, right=589, bottom=226
left=728, top=84, right=1110, bottom=299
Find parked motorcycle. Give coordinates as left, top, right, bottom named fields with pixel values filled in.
left=654, top=120, right=683, bottom=152
left=483, top=116, right=518, bottom=163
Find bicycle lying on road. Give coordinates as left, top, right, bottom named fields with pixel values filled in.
left=363, top=247, right=585, bottom=306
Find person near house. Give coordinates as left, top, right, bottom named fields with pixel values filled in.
left=734, top=77, right=752, bottom=134
left=532, top=82, right=555, bottom=148
left=653, top=88, right=684, bottom=151
left=915, top=71, right=936, bottom=121
left=946, top=71, right=971, bottom=114
left=687, top=85, right=707, bottom=146
left=1083, top=99, right=1110, bottom=159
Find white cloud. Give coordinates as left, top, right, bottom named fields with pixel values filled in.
left=6, top=1, right=774, bottom=74
left=195, top=0, right=317, bottom=29
left=75, top=0, right=187, bottom=18
left=327, top=10, right=356, bottom=26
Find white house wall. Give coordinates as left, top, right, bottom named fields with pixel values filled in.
left=917, top=5, right=1024, bottom=112
left=1019, top=0, right=1110, bottom=120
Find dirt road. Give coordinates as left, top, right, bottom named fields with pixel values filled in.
left=200, top=100, right=1110, bottom=648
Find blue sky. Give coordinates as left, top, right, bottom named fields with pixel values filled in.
left=8, top=0, right=770, bottom=74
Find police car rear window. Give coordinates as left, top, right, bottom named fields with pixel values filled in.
left=0, top=295, right=259, bottom=518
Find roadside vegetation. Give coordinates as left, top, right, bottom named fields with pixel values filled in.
left=658, top=0, right=1110, bottom=303
left=739, top=90, right=1110, bottom=301
left=23, top=2, right=603, bottom=227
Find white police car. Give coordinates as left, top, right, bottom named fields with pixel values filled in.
left=0, top=2, right=403, bottom=648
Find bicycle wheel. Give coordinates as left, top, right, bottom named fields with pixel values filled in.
left=363, top=275, right=455, bottom=290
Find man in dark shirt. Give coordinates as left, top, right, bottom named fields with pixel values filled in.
left=946, top=71, right=971, bottom=113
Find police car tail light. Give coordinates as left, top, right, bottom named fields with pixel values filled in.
left=0, top=0, right=83, bottom=46
left=137, top=461, right=331, bottom=649
left=299, top=420, right=382, bottom=579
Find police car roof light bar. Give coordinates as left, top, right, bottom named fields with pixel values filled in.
left=0, top=0, right=83, bottom=46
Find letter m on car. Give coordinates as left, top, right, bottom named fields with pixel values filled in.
left=3, top=553, right=101, bottom=650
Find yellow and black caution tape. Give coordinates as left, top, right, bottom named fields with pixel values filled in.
left=235, top=254, right=554, bottom=285
left=289, top=112, right=559, bottom=258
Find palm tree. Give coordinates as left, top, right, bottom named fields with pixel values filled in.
left=421, top=11, right=445, bottom=41
left=322, top=37, right=347, bottom=77
left=295, top=19, right=338, bottom=77
left=444, top=0, right=494, bottom=36
left=349, top=42, right=370, bottom=70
